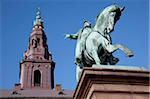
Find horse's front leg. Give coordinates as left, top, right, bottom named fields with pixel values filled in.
left=105, top=44, right=134, bottom=57
left=105, top=44, right=120, bottom=53
left=117, top=44, right=134, bottom=57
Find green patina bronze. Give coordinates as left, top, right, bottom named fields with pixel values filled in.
left=66, top=5, right=134, bottom=81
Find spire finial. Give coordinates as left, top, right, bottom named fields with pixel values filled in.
left=34, top=7, right=43, bottom=26
left=36, top=7, right=41, bottom=19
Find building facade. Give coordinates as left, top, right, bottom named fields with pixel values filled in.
left=19, top=8, right=55, bottom=90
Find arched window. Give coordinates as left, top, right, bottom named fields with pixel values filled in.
left=34, top=70, right=41, bottom=86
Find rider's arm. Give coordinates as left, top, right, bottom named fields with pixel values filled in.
left=65, top=33, right=78, bottom=40
left=65, top=29, right=81, bottom=40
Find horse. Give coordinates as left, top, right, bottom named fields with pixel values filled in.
left=76, top=5, right=134, bottom=81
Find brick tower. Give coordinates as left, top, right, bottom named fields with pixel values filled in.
left=19, top=8, right=55, bottom=90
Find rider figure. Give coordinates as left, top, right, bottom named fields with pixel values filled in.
left=66, top=20, right=119, bottom=66
left=66, top=20, right=92, bottom=67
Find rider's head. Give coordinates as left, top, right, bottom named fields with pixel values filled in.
left=83, top=20, right=91, bottom=27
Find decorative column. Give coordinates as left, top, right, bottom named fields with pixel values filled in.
left=20, top=64, right=25, bottom=88
left=20, top=64, right=28, bottom=89
left=46, top=65, right=51, bottom=89
left=27, top=65, right=32, bottom=88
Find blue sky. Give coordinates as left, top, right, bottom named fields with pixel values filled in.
left=0, top=0, right=149, bottom=90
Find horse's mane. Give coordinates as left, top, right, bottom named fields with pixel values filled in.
left=94, top=5, right=122, bottom=35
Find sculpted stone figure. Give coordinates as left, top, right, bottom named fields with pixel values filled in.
left=66, top=5, right=134, bottom=81
left=66, top=21, right=92, bottom=67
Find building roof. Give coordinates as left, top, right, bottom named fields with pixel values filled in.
left=0, top=89, right=74, bottom=99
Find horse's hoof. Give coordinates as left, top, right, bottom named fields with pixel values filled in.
left=127, top=52, right=134, bottom=57
left=128, top=54, right=134, bottom=57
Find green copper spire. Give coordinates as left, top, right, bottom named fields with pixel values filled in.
left=36, top=7, right=41, bottom=19
left=33, top=7, right=43, bottom=26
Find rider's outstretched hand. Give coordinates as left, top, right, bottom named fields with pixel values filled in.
left=65, top=34, right=71, bottom=39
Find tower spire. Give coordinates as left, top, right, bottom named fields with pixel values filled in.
left=36, top=7, right=41, bottom=19
left=33, top=7, right=43, bottom=27
left=20, top=8, right=55, bottom=90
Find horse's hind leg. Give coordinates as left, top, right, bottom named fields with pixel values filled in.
left=76, top=65, right=82, bottom=82
left=91, top=49, right=101, bottom=65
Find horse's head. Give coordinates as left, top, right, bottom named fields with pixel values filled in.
left=94, top=5, right=125, bottom=35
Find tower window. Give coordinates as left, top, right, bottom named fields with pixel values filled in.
left=34, top=70, right=41, bottom=86
left=37, top=38, right=40, bottom=44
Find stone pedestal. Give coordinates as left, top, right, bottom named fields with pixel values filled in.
left=73, top=65, right=150, bottom=99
